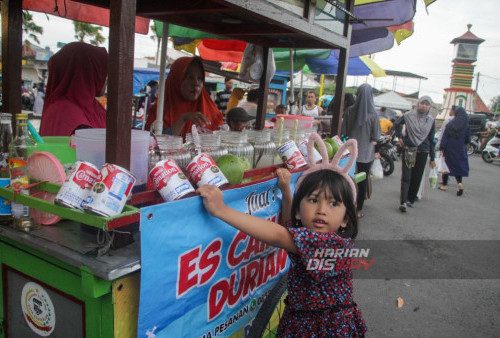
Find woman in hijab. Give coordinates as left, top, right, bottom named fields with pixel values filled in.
left=145, top=56, right=223, bottom=138
left=341, top=83, right=381, bottom=218
left=394, top=95, right=436, bottom=212
left=40, top=42, right=108, bottom=136
left=438, top=106, right=470, bottom=195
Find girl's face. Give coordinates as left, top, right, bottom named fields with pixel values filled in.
left=296, top=187, right=347, bottom=234
left=181, top=62, right=204, bottom=101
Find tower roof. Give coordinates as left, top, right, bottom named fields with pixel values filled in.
left=451, top=24, right=485, bottom=44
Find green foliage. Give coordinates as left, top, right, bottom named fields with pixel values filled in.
left=490, top=95, right=500, bottom=113
left=22, top=10, right=43, bottom=45
left=73, top=22, right=105, bottom=46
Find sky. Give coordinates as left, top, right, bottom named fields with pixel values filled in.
left=28, top=0, right=500, bottom=108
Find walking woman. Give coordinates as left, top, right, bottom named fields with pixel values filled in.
left=341, top=83, right=380, bottom=218
left=438, top=106, right=470, bottom=195
left=394, top=96, right=436, bottom=212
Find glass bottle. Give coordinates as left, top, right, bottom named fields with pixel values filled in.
left=149, top=135, right=192, bottom=171
left=248, top=130, right=275, bottom=168
left=0, top=113, right=13, bottom=224
left=199, top=133, right=228, bottom=161
left=220, top=131, right=254, bottom=170
left=8, top=113, right=38, bottom=231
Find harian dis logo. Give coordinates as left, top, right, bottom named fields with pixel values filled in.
left=73, top=165, right=99, bottom=189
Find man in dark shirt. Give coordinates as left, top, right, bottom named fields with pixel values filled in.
left=215, top=77, right=233, bottom=114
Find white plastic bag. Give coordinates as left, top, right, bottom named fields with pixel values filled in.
left=436, top=154, right=449, bottom=174
left=371, top=159, right=384, bottom=180
left=239, top=44, right=276, bottom=83
left=428, top=168, right=438, bottom=189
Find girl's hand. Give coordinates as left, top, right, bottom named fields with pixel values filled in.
left=275, top=168, right=291, bottom=192
left=197, top=185, right=225, bottom=217
left=184, top=112, right=210, bottom=128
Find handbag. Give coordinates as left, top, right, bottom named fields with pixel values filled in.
left=403, top=146, right=418, bottom=168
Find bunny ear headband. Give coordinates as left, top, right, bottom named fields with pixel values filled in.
left=295, top=133, right=358, bottom=202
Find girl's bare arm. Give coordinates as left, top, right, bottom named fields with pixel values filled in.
left=197, top=185, right=297, bottom=254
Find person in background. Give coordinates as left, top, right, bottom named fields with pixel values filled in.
left=225, top=107, right=255, bottom=132
left=145, top=56, right=223, bottom=139
left=393, top=95, right=436, bottom=212
left=32, top=82, right=45, bottom=116
left=275, top=104, right=286, bottom=115
left=438, top=106, right=470, bottom=196
left=225, top=87, right=245, bottom=112
left=378, top=107, right=388, bottom=119
left=378, top=108, right=393, bottom=135
left=288, top=100, right=299, bottom=115
left=237, top=88, right=259, bottom=118
left=40, top=42, right=108, bottom=136
left=147, top=80, right=158, bottom=112
left=215, top=77, right=233, bottom=114
left=341, top=83, right=380, bottom=219
left=299, top=90, right=323, bottom=117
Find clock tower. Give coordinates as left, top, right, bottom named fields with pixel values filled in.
left=438, top=24, right=487, bottom=120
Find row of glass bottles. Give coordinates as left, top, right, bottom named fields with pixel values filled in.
left=148, top=128, right=318, bottom=171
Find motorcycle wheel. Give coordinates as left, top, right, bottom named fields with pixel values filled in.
left=482, top=152, right=494, bottom=163
left=380, top=153, right=394, bottom=176
left=466, top=144, right=474, bottom=156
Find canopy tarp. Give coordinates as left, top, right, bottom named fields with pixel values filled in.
left=23, top=0, right=150, bottom=34
left=133, top=68, right=169, bottom=95
left=374, top=91, right=412, bottom=110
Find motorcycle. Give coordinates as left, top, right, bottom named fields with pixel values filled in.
left=481, top=132, right=500, bottom=163
left=466, top=134, right=481, bottom=155
left=375, top=134, right=396, bottom=176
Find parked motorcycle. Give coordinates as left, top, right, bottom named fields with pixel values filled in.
left=466, top=134, right=481, bottom=155
left=482, top=133, right=500, bottom=163
left=375, top=134, right=396, bottom=176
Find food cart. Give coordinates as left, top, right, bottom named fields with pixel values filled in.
left=0, top=0, right=357, bottom=336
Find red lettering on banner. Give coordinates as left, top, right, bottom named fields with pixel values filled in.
left=262, top=251, right=276, bottom=284
left=227, top=232, right=247, bottom=267
left=245, top=237, right=262, bottom=260
left=177, top=240, right=223, bottom=298
left=199, top=239, right=223, bottom=285
left=242, top=260, right=260, bottom=299
left=208, top=278, right=229, bottom=321
left=207, top=249, right=288, bottom=321
left=228, top=266, right=246, bottom=306
left=177, top=247, right=200, bottom=298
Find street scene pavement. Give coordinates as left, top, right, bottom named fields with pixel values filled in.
left=353, top=155, right=499, bottom=337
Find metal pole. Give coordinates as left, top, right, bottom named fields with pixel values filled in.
left=153, top=23, right=169, bottom=135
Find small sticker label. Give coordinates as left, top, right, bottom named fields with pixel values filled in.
left=21, top=282, right=56, bottom=336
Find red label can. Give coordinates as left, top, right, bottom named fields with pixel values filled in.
left=277, top=140, right=307, bottom=170
left=149, top=159, right=195, bottom=202
left=55, top=161, right=100, bottom=209
left=186, top=153, right=228, bottom=188
left=84, top=163, right=136, bottom=217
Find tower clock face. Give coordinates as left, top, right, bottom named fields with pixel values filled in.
left=455, top=43, right=478, bottom=60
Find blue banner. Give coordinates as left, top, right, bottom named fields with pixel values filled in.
left=138, top=173, right=301, bottom=337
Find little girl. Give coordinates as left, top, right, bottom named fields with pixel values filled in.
left=198, top=137, right=367, bottom=337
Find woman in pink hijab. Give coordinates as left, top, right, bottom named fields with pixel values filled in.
left=40, top=42, right=108, bottom=136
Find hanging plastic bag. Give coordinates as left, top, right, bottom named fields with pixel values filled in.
left=239, top=44, right=275, bottom=83
left=428, top=168, right=438, bottom=189
left=371, top=159, right=384, bottom=180
left=436, top=154, right=449, bottom=174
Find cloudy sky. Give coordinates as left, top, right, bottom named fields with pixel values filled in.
left=30, top=0, right=500, bottom=108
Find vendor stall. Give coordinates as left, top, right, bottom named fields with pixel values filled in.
left=0, top=0, right=361, bottom=336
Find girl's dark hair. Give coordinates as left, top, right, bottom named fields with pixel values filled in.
left=291, top=169, right=358, bottom=239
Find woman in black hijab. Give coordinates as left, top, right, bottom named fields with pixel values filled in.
left=438, top=106, right=470, bottom=196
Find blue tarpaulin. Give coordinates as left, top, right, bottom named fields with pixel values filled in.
left=133, top=68, right=169, bottom=95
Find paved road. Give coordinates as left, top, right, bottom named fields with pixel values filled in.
left=353, top=155, right=499, bottom=337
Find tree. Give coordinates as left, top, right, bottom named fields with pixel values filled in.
left=22, top=10, right=43, bottom=46
left=490, top=95, right=500, bottom=114
left=73, top=21, right=105, bottom=46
